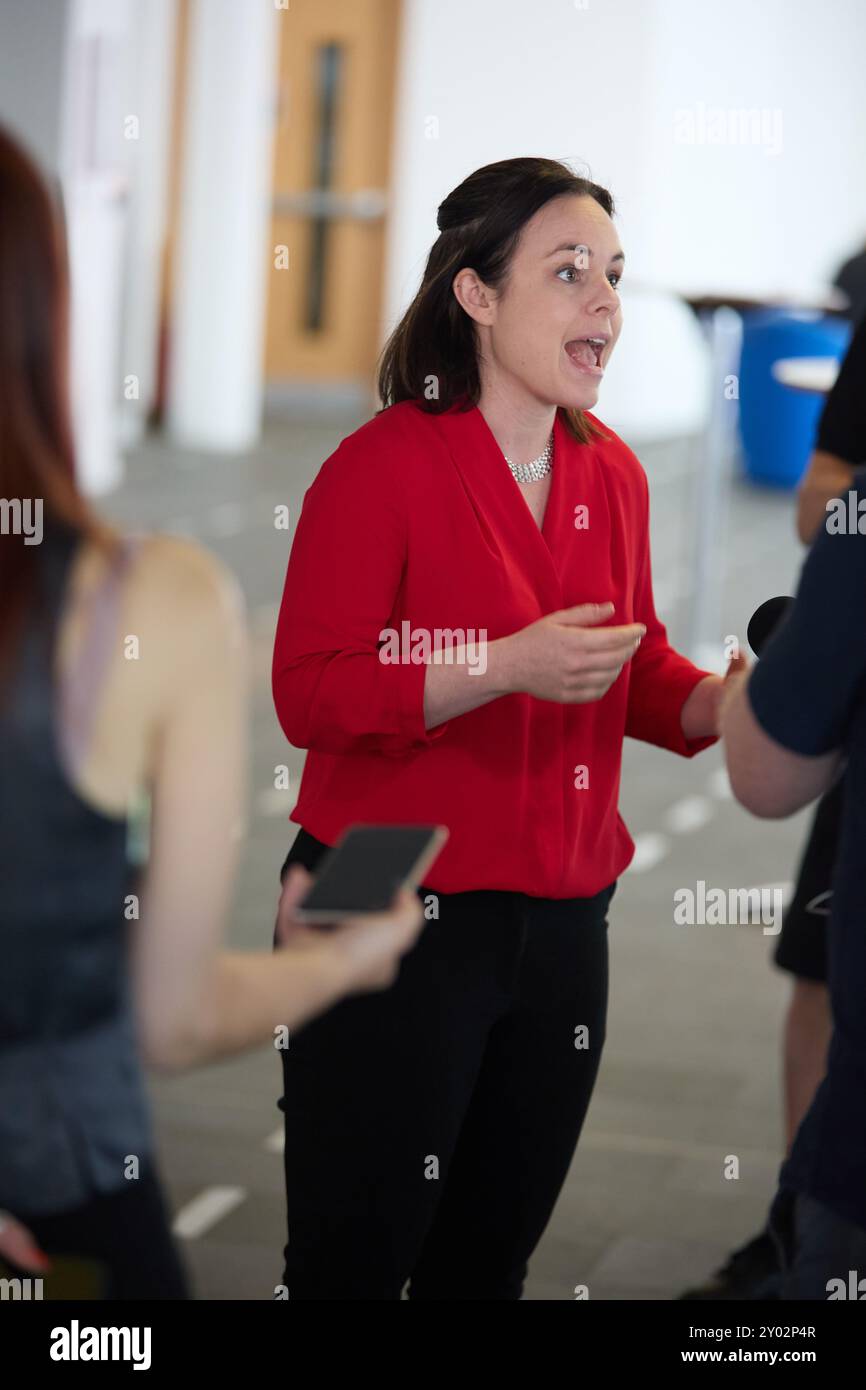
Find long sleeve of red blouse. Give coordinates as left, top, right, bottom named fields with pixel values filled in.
left=272, top=435, right=450, bottom=758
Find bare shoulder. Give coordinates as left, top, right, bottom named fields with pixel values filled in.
left=67, top=533, right=247, bottom=687
left=127, top=534, right=245, bottom=632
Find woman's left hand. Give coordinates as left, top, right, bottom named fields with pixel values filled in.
left=680, top=653, right=750, bottom=739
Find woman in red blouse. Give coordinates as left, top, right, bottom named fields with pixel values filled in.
left=272, top=157, right=739, bottom=1300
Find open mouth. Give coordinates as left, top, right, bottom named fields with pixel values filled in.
left=565, top=337, right=607, bottom=371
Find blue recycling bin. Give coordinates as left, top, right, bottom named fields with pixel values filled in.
left=737, top=311, right=851, bottom=488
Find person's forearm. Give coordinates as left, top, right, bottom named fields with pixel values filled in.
left=149, top=949, right=354, bottom=1072
left=718, top=668, right=749, bottom=717
left=719, top=669, right=842, bottom=817
left=680, top=674, right=724, bottom=740
left=422, top=635, right=515, bottom=728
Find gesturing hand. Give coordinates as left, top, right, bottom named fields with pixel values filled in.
left=503, top=602, right=645, bottom=704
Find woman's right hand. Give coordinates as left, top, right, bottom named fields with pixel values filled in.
left=499, top=602, right=646, bottom=704
left=0, top=1211, right=51, bottom=1274
left=277, top=864, right=425, bottom=993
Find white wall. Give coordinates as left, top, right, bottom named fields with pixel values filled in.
left=383, top=0, right=866, bottom=442
left=638, top=0, right=866, bottom=297
left=0, top=0, right=70, bottom=179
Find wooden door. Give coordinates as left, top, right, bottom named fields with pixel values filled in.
left=265, top=0, right=401, bottom=394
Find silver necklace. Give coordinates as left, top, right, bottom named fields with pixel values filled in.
left=504, top=429, right=554, bottom=483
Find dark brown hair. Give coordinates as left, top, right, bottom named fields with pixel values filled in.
left=377, top=156, right=615, bottom=442
left=0, top=125, right=115, bottom=682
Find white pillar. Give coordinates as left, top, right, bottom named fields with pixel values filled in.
left=167, top=0, right=278, bottom=452
left=118, top=0, right=178, bottom=447
left=60, top=0, right=136, bottom=498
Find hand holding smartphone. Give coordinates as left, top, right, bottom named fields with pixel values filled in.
left=293, top=824, right=448, bottom=923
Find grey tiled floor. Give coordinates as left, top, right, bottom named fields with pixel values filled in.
left=102, top=412, right=814, bottom=1299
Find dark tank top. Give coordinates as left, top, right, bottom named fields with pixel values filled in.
left=0, top=523, right=154, bottom=1215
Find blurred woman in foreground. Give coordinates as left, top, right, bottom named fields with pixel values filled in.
left=0, top=125, right=422, bottom=1298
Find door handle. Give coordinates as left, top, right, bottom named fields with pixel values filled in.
left=273, top=188, right=387, bottom=220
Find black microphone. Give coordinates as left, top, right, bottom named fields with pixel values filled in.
left=747, top=596, right=794, bottom=657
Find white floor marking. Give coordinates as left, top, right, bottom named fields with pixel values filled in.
left=663, top=795, right=715, bottom=835
left=263, top=1127, right=284, bottom=1154
left=626, top=833, right=671, bottom=873
left=706, top=766, right=733, bottom=800
left=172, top=1186, right=246, bottom=1240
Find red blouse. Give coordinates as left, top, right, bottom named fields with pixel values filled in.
left=272, top=399, right=717, bottom=898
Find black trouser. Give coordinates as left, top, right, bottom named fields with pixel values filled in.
left=277, top=828, right=616, bottom=1300
left=4, top=1165, right=189, bottom=1299
left=773, top=775, right=844, bottom=982
left=769, top=1185, right=866, bottom=1299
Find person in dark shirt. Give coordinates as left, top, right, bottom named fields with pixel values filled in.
left=681, top=311, right=866, bottom=1302
left=772, top=314, right=866, bottom=1178
left=798, top=310, right=866, bottom=541
left=720, top=461, right=866, bottom=1297
left=833, top=242, right=866, bottom=330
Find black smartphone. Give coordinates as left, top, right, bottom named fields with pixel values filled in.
left=293, top=824, right=448, bottom=922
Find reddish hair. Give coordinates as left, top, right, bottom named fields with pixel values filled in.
left=0, top=125, right=116, bottom=683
